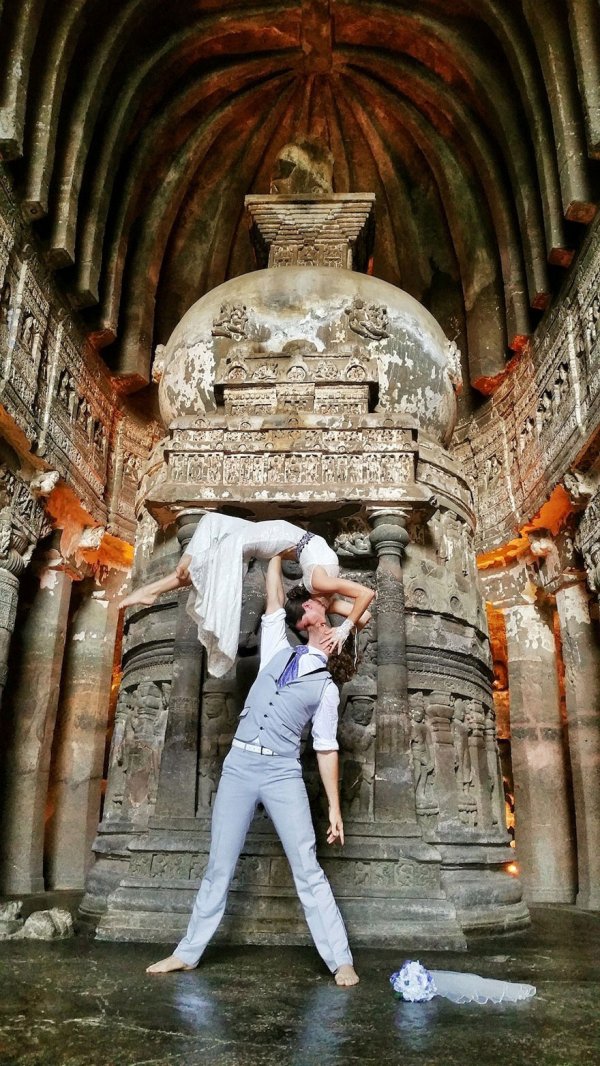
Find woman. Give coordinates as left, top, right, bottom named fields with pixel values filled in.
left=121, top=513, right=375, bottom=677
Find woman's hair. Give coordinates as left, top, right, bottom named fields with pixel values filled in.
left=327, top=638, right=358, bottom=686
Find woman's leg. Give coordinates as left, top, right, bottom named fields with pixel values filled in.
left=120, top=569, right=190, bottom=608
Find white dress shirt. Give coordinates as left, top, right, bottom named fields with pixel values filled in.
left=257, top=608, right=339, bottom=751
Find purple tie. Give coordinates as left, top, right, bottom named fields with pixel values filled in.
left=276, top=645, right=312, bottom=687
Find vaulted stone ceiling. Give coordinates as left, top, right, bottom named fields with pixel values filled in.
left=0, top=0, right=598, bottom=396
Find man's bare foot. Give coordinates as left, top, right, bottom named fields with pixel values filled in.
left=334, top=964, right=360, bottom=987
left=146, top=954, right=195, bottom=975
left=120, top=589, right=158, bottom=609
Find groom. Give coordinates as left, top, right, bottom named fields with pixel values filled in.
left=147, top=555, right=359, bottom=987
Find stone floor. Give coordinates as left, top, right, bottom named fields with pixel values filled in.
left=0, top=905, right=598, bottom=1066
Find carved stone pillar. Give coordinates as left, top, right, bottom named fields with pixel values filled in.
left=153, top=510, right=206, bottom=822
left=0, top=539, right=73, bottom=894
left=368, top=509, right=417, bottom=826
left=0, top=565, right=20, bottom=707
left=504, top=601, right=577, bottom=903
left=555, top=581, right=600, bottom=910
left=0, top=517, right=32, bottom=710
left=45, top=570, right=122, bottom=889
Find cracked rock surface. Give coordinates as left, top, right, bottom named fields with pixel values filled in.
left=0, top=907, right=598, bottom=1066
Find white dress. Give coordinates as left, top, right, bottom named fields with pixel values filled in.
left=185, top=513, right=339, bottom=677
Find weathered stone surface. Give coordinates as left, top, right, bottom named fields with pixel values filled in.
left=504, top=601, right=577, bottom=904
left=157, top=266, right=458, bottom=445
left=17, top=908, right=74, bottom=940
left=0, top=547, right=72, bottom=895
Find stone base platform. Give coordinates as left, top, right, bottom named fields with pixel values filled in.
left=92, top=822, right=529, bottom=950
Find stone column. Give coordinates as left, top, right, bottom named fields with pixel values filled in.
left=555, top=581, right=600, bottom=910
left=504, top=601, right=577, bottom=903
left=0, top=540, right=73, bottom=894
left=0, top=566, right=20, bottom=708
left=45, top=570, right=122, bottom=890
left=153, top=510, right=205, bottom=822
left=368, top=509, right=418, bottom=826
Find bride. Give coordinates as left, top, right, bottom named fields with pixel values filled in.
left=120, top=512, right=375, bottom=677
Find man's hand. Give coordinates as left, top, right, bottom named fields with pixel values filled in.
left=326, top=806, right=345, bottom=846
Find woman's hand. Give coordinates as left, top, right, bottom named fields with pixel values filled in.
left=326, top=807, right=345, bottom=846
left=321, top=619, right=354, bottom=655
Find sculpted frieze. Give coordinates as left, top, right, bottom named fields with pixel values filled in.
left=453, top=218, right=600, bottom=552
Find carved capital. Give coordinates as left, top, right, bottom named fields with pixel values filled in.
left=368, top=508, right=410, bottom=559
left=175, top=508, right=213, bottom=550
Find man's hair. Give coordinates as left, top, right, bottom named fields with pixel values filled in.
left=284, top=585, right=309, bottom=641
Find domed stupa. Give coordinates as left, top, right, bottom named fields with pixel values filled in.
left=158, top=265, right=459, bottom=447
left=95, top=141, right=527, bottom=948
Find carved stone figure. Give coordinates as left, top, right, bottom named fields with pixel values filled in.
left=120, top=682, right=169, bottom=825
left=0, top=280, right=10, bottom=324
left=20, top=313, right=35, bottom=350
left=334, top=531, right=372, bottom=557
left=410, top=692, right=437, bottom=813
left=344, top=297, right=389, bottom=340
left=269, top=139, right=334, bottom=195
left=199, top=687, right=236, bottom=809
left=104, top=687, right=134, bottom=820
left=29, top=469, right=59, bottom=498
left=452, top=698, right=474, bottom=821
left=211, top=303, right=248, bottom=339
left=152, top=343, right=166, bottom=383
left=338, top=682, right=376, bottom=817
left=444, top=339, right=463, bottom=392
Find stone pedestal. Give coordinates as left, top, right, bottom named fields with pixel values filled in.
left=45, top=572, right=121, bottom=889
left=0, top=548, right=72, bottom=894
left=555, top=582, right=600, bottom=910
left=504, top=601, right=577, bottom=903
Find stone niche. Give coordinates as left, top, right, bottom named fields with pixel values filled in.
left=85, top=178, right=528, bottom=947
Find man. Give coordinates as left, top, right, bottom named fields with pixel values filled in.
left=147, top=555, right=359, bottom=987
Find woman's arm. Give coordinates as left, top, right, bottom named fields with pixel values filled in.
left=327, top=596, right=372, bottom=631
left=310, top=570, right=375, bottom=628
left=316, top=750, right=345, bottom=845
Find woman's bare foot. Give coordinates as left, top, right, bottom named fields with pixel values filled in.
left=146, top=954, right=195, bottom=975
left=334, top=964, right=360, bottom=987
left=120, top=589, right=158, bottom=609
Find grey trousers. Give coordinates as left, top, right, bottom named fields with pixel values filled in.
left=175, top=746, right=353, bottom=972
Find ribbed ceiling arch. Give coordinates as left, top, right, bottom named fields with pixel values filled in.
left=0, top=0, right=598, bottom=395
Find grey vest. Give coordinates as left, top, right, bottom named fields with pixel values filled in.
left=234, top=646, right=332, bottom=757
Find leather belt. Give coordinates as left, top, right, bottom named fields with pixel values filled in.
left=232, top=738, right=276, bottom=756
